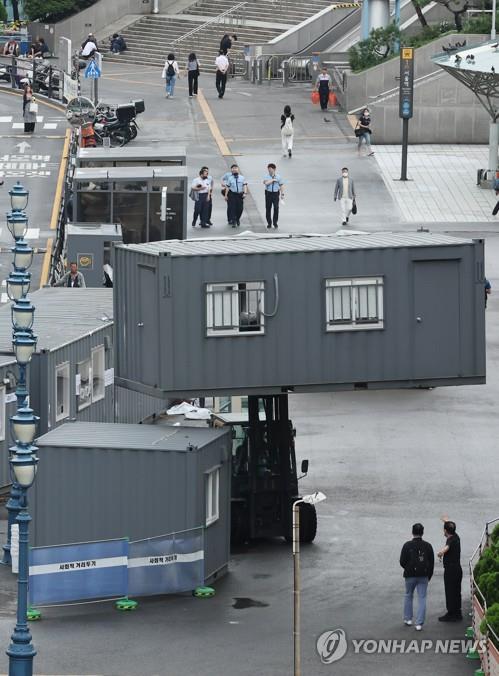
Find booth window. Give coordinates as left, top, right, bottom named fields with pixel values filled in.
left=0, top=386, right=5, bottom=441
left=55, top=362, right=70, bottom=422
left=92, top=346, right=105, bottom=402
left=77, top=359, right=92, bottom=411
left=326, top=277, right=384, bottom=331
left=205, top=467, right=220, bottom=526
left=206, top=282, right=265, bottom=336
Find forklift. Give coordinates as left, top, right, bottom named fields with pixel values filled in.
left=212, top=394, right=317, bottom=545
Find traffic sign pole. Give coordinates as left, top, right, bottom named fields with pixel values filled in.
left=399, top=47, right=414, bottom=181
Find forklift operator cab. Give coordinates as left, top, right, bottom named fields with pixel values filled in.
left=212, top=394, right=317, bottom=546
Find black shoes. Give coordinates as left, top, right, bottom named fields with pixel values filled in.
left=207, top=220, right=213, bottom=226
left=274, top=224, right=278, bottom=229
left=346, top=216, right=349, bottom=223
left=342, top=220, right=347, bottom=225
left=288, top=149, right=292, bottom=158
left=236, top=220, right=240, bottom=226
left=438, top=614, right=463, bottom=622
left=192, top=220, right=197, bottom=227
left=200, top=224, right=210, bottom=228
left=267, top=225, right=272, bottom=229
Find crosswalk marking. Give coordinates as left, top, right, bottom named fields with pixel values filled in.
left=0, top=116, right=13, bottom=122
left=1, top=117, right=62, bottom=131
left=1, top=293, right=8, bottom=304
left=12, top=123, right=24, bottom=129
left=43, top=123, right=57, bottom=129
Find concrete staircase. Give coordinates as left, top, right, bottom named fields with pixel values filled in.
left=100, top=0, right=335, bottom=72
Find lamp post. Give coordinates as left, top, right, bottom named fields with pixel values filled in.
left=292, top=491, right=326, bottom=676
left=1, top=181, right=39, bottom=676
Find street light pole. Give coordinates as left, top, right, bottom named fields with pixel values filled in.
left=492, top=0, right=497, bottom=40
left=292, top=491, right=326, bottom=676
left=1, top=181, right=39, bottom=676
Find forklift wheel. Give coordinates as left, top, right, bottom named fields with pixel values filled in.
left=285, top=502, right=318, bottom=543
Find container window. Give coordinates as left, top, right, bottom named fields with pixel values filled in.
left=92, top=346, right=105, bottom=403
left=77, top=358, right=92, bottom=411
left=205, top=468, right=220, bottom=527
left=325, top=277, right=384, bottom=331
left=0, top=386, right=5, bottom=441
left=206, top=282, right=265, bottom=336
left=55, top=362, right=70, bottom=422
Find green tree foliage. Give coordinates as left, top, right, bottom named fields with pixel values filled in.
left=477, top=572, right=499, bottom=607
left=24, top=0, right=96, bottom=22
left=348, top=24, right=401, bottom=72
left=480, top=603, right=499, bottom=648
left=474, top=546, right=499, bottom=582
left=0, top=3, right=8, bottom=22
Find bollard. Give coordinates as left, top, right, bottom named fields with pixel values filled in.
left=11, top=54, right=16, bottom=89
left=257, top=59, right=263, bottom=85
left=283, top=60, right=289, bottom=87
left=48, top=66, right=53, bottom=100
left=251, top=59, right=257, bottom=84
left=465, top=626, right=474, bottom=639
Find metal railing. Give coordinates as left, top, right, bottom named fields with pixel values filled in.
left=171, top=1, right=248, bottom=49
left=0, top=53, right=68, bottom=103
left=249, top=53, right=318, bottom=85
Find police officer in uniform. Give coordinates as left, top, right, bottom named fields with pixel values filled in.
left=437, top=519, right=463, bottom=622
left=315, top=65, right=332, bottom=112
left=224, top=164, right=247, bottom=227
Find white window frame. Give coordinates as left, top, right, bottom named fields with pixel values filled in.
left=325, top=277, right=384, bottom=331
left=55, top=362, right=71, bottom=423
left=0, top=386, right=5, bottom=442
left=91, top=345, right=105, bottom=403
left=77, top=358, right=92, bottom=411
left=205, top=467, right=220, bottom=527
left=206, top=281, right=265, bottom=337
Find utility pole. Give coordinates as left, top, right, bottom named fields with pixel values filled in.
left=399, top=47, right=414, bottom=181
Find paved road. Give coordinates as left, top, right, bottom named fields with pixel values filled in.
left=0, top=87, right=68, bottom=290
left=0, top=64, right=498, bottom=676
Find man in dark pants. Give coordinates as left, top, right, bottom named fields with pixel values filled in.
left=263, top=163, right=284, bottom=229
left=191, top=166, right=212, bottom=228
left=224, top=164, right=247, bottom=227
left=437, top=519, right=463, bottom=621
left=215, top=51, right=229, bottom=99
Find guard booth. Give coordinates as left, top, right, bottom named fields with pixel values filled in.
left=65, top=223, right=123, bottom=287
left=113, top=232, right=486, bottom=398
left=32, top=422, right=232, bottom=583
left=73, top=166, right=188, bottom=243
left=76, top=146, right=186, bottom=168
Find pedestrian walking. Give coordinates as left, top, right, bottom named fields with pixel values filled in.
left=399, top=523, right=434, bottom=631
left=485, top=278, right=492, bottom=307
left=220, top=33, right=237, bottom=55
left=22, top=84, right=37, bottom=134
left=263, top=163, right=284, bottom=229
left=356, top=107, right=374, bottom=156
left=187, top=52, right=200, bottom=98
left=162, top=53, right=180, bottom=98
left=215, top=51, right=229, bottom=99
left=315, top=65, right=332, bottom=112
left=437, top=519, right=463, bottom=622
left=334, top=167, right=356, bottom=226
left=191, top=167, right=213, bottom=229
left=52, top=262, right=86, bottom=288
left=224, top=164, right=247, bottom=227
left=281, top=105, right=295, bottom=158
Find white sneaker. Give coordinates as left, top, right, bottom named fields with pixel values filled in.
left=404, top=620, right=412, bottom=626
left=415, top=625, right=422, bottom=631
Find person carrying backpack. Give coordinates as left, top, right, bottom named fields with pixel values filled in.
left=399, top=523, right=435, bottom=631
left=162, top=53, right=180, bottom=98
left=280, top=105, right=295, bottom=158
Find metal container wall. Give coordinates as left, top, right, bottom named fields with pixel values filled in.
left=114, top=385, right=167, bottom=424
left=113, top=234, right=486, bottom=397
left=0, top=356, right=22, bottom=488
left=32, top=422, right=232, bottom=580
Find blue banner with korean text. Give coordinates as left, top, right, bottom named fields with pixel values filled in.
left=29, top=539, right=128, bottom=605
left=128, top=530, right=204, bottom=597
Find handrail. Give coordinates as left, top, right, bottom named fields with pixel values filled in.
left=170, top=1, right=248, bottom=49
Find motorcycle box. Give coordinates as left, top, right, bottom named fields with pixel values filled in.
left=133, top=99, right=145, bottom=114
left=116, top=103, right=136, bottom=123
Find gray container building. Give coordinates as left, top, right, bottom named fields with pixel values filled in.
left=65, top=223, right=123, bottom=287
left=0, top=355, right=23, bottom=488
left=76, top=146, right=187, bottom=168
left=113, top=232, right=486, bottom=398
left=33, top=422, right=232, bottom=582
left=73, top=166, right=188, bottom=244
left=0, top=288, right=115, bottom=437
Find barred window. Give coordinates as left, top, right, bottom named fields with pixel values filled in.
left=206, top=282, right=265, bottom=336
left=326, top=277, right=384, bottom=331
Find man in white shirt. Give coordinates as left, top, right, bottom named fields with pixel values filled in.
left=215, top=51, right=229, bottom=99
left=81, top=40, right=98, bottom=58
left=191, top=167, right=212, bottom=228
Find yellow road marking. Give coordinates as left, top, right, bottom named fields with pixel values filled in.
left=49, top=128, right=70, bottom=231
left=39, top=237, right=53, bottom=288
left=197, top=89, right=231, bottom=157
left=101, top=76, right=164, bottom=87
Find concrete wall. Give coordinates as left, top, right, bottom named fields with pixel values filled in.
left=28, top=0, right=182, bottom=53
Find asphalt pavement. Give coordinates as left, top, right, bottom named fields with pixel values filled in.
left=0, top=62, right=498, bottom=676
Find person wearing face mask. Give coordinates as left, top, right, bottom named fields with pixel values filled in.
left=334, top=167, right=356, bottom=226
left=223, top=164, right=248, bottom=227
left=356, top=108, right=374, bottom=156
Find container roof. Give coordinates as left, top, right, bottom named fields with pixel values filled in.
left=36, top=421, right=228, bottom=451
left=116, top=232, right=475, bottom=257
left=74, top=166, right=188, bottom=180
left=66, top=223, right=123, bottom=237
left=77, top=145, right=186, bottom=160
left=0, top=288, right=113, bottom=354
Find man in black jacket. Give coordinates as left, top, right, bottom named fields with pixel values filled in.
left=437, top=519, right=463, bottom=621
left=400, top=523, right=435, bottom=631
